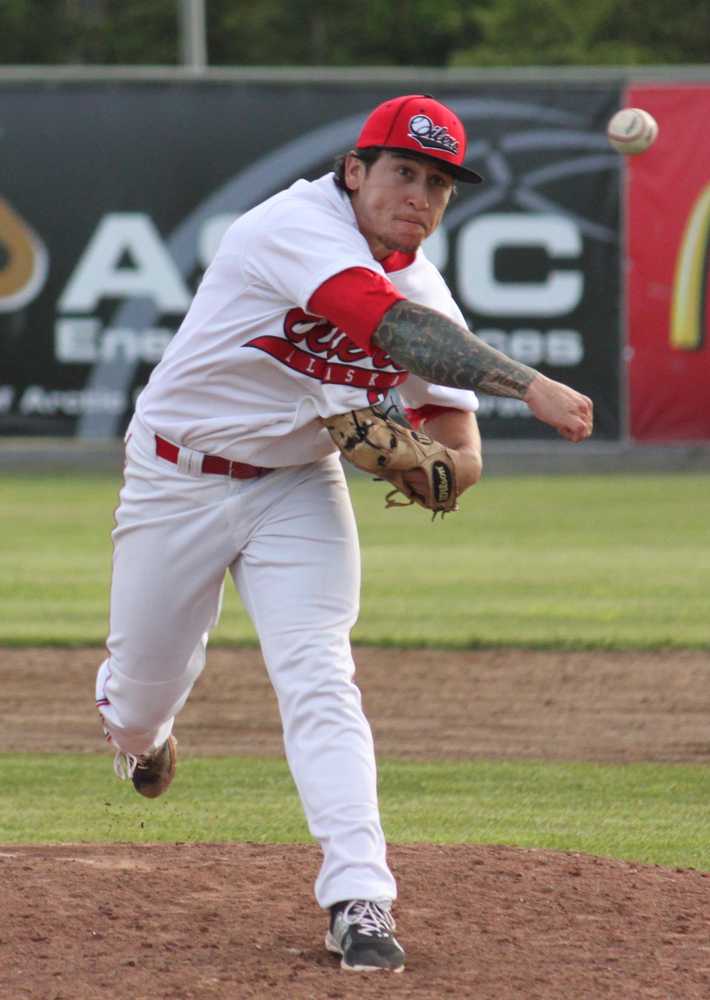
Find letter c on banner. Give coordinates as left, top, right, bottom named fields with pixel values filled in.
left=0, top=197, right=49, bottom=313
left=670, top=181, right=710, bottom=351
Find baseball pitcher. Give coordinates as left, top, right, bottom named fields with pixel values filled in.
left=95, top=94, right=593, bottom=974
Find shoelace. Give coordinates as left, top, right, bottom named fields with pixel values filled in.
left=111, top=739, right=174, bottom=781
left=341, top=900, right=395, bottom=938
left=113, top=751, right=139, bottom=780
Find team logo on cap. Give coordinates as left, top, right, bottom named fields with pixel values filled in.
left=408, top=114, right=459, bottom=156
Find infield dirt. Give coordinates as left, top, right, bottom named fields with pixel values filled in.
left=2, top=646, right=710, bottom=999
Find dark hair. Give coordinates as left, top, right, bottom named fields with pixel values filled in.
left=333, top=147, right=383, bottom=191
left=333, top=146, right=458, bottom=199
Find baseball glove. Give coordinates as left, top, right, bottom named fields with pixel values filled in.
left=323, top=406, right=458, bottom=516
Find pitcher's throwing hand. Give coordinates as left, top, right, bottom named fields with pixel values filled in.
left=524, top=374, right=594, bottom=443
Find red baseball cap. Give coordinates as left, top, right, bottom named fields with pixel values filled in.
left=356, top=94, right=483, bottom=184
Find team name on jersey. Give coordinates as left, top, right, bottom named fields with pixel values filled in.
left=244, top=309, right=408, bottom=404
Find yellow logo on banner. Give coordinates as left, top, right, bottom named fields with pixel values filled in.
left=0, top=197, right=48, bottom=312
left=670, top=181, right=710, bottom=351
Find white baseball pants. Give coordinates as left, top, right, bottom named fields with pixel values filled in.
left=96, top=415, right=396, bottom=908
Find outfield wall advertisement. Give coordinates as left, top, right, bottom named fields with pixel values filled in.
left=0, top=80, right=637, bottom=441
left=626, top=84, right=710, bottom=442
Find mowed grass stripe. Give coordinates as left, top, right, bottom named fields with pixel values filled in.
left=1, top=754, right=709, bottom=871
left=1, top=472, right=708, bottom=647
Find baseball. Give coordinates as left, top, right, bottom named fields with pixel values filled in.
left=607, top=108, right=658, bottom=154
left=409, top=114, right=431, bottom=136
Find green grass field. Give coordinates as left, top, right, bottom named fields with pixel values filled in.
left=2, top=754, right=710, bottom=870
left=1, top=469, right=708, bottom=867
left=2, top=471, right=708, bottom=648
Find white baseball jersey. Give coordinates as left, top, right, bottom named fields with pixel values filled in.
left=136, top=172, right=478, bottom=468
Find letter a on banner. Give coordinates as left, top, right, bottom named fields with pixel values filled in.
left=58, top=213, right=191, bottom=313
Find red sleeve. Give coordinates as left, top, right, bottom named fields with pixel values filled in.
left=404, top=404, right=464, bottom=431
left=307, top=267, right=406, bottom=354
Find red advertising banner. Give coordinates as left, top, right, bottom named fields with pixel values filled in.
left=627, top=84, right=710, bottom=441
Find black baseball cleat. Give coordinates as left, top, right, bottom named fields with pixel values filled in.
left=131, top=735, right=178, bottom=798
left=325, top=899, right=405, bottom=972
left=112, top=735, right=178, bottom=799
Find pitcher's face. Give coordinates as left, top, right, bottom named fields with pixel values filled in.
left=346, top=152, right=454, bottom=260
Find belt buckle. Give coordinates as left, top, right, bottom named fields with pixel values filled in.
left=227, top=459, right=239, bottom=479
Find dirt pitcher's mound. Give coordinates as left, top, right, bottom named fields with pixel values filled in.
left=2, top=842, right=710, bottom=1000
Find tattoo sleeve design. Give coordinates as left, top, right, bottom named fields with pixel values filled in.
left=374, top=300, right=536, bottom=398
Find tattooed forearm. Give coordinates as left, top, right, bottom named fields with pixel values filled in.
left=374, top=300, right=537, bottom=398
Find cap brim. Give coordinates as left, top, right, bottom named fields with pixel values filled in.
left=445, top=162, right=484, bottom=184
left=363, top=146, right=484, bottom=184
